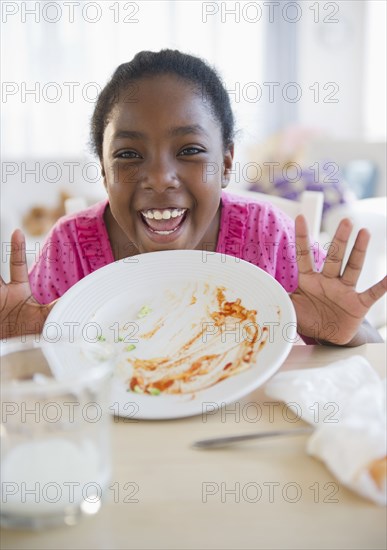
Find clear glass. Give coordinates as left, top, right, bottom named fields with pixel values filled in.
left=0, top=338, right=113, bottom=530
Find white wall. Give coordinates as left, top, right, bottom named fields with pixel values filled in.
left=298, top=0, right=366, bottom=140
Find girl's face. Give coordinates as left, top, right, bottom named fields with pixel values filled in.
left=101, top=74, right=233, bottom=255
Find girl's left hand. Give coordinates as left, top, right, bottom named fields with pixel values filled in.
left=290, top=215, right=387, bottom=345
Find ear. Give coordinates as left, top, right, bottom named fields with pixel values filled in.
left=221, top=143, right=234, bottom=189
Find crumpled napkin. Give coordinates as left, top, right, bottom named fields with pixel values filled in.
left=264, top=356, right=386, bottom=505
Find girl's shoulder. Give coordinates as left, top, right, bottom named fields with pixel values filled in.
left=221, top=190, right=293, bottom=228
left=29, top=198, right=113, bottom=303
left=53, top=198, right=109, bottom=235
left=218, top=190, right=297, bottom=258
left=51, top=199, right=108, bottom=242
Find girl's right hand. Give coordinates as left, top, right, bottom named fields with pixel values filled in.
left=0, top=229, right=56, bottom=339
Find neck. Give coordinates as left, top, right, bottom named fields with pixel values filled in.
left=104, top=205, right=139, bottom=261
left=104, top=199, right=222, bottom=259
left=197, top=202, right=222, bottom=253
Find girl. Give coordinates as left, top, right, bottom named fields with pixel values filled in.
left=1, top=50, right=385, bottom=345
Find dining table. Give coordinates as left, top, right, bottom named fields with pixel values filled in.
left=1, top=343, right=386, bottom=550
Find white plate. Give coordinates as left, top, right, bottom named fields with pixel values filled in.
left=45, top=250, right=297, bottom=419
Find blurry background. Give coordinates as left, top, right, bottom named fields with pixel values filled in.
left=1, top=0, right=386, bottom=330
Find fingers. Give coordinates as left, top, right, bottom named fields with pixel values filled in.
left=10, top=229, right=29, bottom=284
left=340, top=228, right=370, bottom=287
left=358, top=276, right=387, bottom=309
left=295, top=215, right=314, bottom=274
left=322, top=218, right=353, bottom=279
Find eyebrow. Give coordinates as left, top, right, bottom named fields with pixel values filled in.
left=112, top=124, right=209, bottom=141
left=169, top=124, right=209, bottom=138
left=113, top=130, right=144, bottom=140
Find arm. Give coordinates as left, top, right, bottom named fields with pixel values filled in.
left=290, top=215, right=386, bottom=346
left=0, top=229, right=57, bottom=339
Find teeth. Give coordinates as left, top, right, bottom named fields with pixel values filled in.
left=142, top=208, right=186, bottom=220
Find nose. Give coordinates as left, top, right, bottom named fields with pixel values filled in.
left=140, top=154, right=180, bottom=194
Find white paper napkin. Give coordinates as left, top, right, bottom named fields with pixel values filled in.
left=264, top=356, right=386, bottom=505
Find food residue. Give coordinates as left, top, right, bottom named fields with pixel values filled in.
left=118, top=284, right=276, bottom=396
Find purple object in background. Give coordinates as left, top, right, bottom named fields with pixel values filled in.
left=249, top=162, right=351, bottom=217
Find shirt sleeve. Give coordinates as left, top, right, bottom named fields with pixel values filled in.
left=29, top=219, right=87, bottom=304
left=28, top=200, right=114, bottom=305
left=244, top=201, right=326, bottom=293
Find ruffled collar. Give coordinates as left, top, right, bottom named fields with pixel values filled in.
left=216, top=191, right=249, bottom=257
left=75, top=198, right=114, bottom=272
left=74, top=194, right=249, bottom=272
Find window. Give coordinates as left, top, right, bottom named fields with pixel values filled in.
left=1, top=0, right=263, bottom=159
left=364, top=0, right=386, bottom=141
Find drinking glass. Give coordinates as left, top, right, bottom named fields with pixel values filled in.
left=1, top=337, right=113, bottom=529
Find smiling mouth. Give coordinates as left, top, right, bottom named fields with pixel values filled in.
left=140, top=208, right=188, bottom=235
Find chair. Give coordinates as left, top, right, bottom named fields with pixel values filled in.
left=233, top=189, right=324, bottom=241
left=323, top=197, right=386, bottom=335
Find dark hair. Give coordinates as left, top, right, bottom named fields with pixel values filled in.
left=90, top=49, right=235, bottom=158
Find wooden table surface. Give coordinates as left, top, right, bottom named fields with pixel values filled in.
left=1, top=344, right=386, bottom=550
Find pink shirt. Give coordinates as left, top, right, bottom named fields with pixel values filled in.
left=29, top=191, right=325, bottom=304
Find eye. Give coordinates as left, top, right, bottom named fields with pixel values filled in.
left=178, top=146, right=204, bottom=156
left=116, top=150, right=141, bottom=159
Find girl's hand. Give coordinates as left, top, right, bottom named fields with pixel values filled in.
left=0, top=229, right=56, bottom=339
left=290, top=215, right=387, bottom=345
